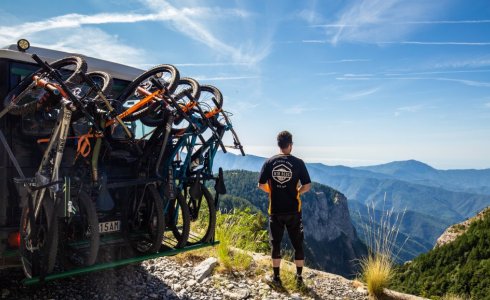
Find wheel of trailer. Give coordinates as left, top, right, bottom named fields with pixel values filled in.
left=19, top=195, right=58, bottom=278
left=59, top=191, right=100, bottom=267
left=183, top=184, right=216, bottom=245
left=164, top=192, right=191, bottom=248
left=127, top=184, right=165, bottom=254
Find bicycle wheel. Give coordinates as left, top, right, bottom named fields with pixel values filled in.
left=139, top=77, right=201, bottom=127
left=80, top=71, right=113, bottom=100
left=197, top=85, right=223, bottom=111
left=127, top=185, right=165, bottom=254
left=184, top=184, right=216, bottom=245
left=72, top=71, right=113, bottom=121
left=164, top=192, right=191, bottom=248
left=4, top=56, right=87, bottom=116
left=116, top=64, right=180, bottom=122
left=19, top=196, right=58, bottom=278
left=59, top=190, right=100, bottom=267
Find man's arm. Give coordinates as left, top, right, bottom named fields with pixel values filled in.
left=297, top=183, right=311, bottom=195
left=258, top=182, right=270, bottom=193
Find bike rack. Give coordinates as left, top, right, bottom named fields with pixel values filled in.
left=22, top=241, right=219, bottom=286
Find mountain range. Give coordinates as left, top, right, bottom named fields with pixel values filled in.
left=214, top=152, right=490, bottom=261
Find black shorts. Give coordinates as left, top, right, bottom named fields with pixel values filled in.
left=269, top=213, right=304, bottom=260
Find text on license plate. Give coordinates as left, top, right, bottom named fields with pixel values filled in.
left=99, top=221, right=121, bottom=233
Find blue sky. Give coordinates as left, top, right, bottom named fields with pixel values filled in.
left=1, top=0, right=490, bottom=169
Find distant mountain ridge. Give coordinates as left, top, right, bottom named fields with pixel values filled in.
left=214, top=152, right=490, bottom=261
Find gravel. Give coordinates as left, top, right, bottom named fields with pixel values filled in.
left=0, top=255, right=369, bottom=300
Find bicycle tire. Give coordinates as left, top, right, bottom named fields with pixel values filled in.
left=185, top=184, right=216, bottom=245
left=116, top=64, right=180, bottom=122
left=127, top=185, right=165, bottom=254
left=198, top=85, right=223, bottom=110
left=59, top=190, right=100, bottom=268
left=139, top=77, right=201, bottom=127
left=69, top=71, right=114, bottom=122
left=4, top=56, right=87, bottom=116
left=84, top=71, right=114, bottom=100
left=19, top=196, right=58, bottom=278
left=165, top=191, right=191, bottom=248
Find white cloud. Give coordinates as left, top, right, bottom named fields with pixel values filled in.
left=394, top=104, right=424, bottom=117
left=143, top=0, right=271, bottom=65
left=322, top=59, right=371, bottom=63
left=379, top=41, right=490, bottom=46
left=0, top=1, right=269, bottom=67
left=321, top=0, right=439, bottom=45
left=343, top=87, right=379, bottom=100
left=193, top=75, right=259, bottom=81
left=284, top=105, right=310, bottom=115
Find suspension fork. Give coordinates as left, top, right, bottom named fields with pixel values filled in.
left=33, top=104, right=72, bottom=219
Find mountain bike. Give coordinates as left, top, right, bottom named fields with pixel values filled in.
left=3, top=54, right=103, bottom=277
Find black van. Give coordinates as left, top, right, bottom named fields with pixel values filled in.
left=0, top=43, right=143, bottom=268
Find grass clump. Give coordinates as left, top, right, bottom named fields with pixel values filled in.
left=440, top=294, right=468, bottom=300
left=358, top=194, right=407, bottom=298
left=215, top=208, right=269, bottom=272
left=361, top=254, right=393, bottom=297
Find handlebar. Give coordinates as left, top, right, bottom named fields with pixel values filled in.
left=32, top=75, right=64, bottom=97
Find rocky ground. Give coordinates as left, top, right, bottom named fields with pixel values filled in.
left=0, top=252, right=369, bottom=300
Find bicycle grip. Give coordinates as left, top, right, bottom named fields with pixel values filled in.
left=33, top=76, right=60, bottom=96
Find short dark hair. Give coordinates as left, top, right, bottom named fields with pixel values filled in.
left=277, top=131, right=293, bottom=149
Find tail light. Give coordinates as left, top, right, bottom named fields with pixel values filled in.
left=8, top=232, right=20, bottom=248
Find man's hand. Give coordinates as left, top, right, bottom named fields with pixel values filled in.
left=258, top=182, right=270, bottom=193
left=297, top=183, right=311, bottom=195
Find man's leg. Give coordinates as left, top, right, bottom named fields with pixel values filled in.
left=269, top=215, right=284, bottom=281
left=286, top=214, right=305, bottom=282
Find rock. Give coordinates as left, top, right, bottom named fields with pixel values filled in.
left=149, top=293, right=158, bottom=299
left=186, top=279, right=197, bottom=287
left=290, top=293, right=302, bottom=300
left=223, top=288, right=250, bottom=300
left=193, top=257, right=218, bottom=282
left=356, top=286, right=368, bottom=295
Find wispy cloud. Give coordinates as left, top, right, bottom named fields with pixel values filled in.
left=193, top=75, right=260, bottom=81
left=335, top=75, right=490, bottom=88
left=322, top=59, right=372, bottom=63
left=283, top=105, right=313, bottom=115
left=0, top=1, right=269, bottom=66
left=431, top=57, right=490, bottom=69
left=397, top=19, right=490, bottom=24
left=325, top=0, right=434, bottom=45
left=343, top=87, right=380, bottom=100
left=386, top=69, right=490, bottom=76
left=379, top=41, right=490, bottom=46
left=485, top=102, right=490, bottom=108
left=395, top=104, right=425, bottom=117
left=174, top=62, right=250, bottom=67
left=143, top=0, right=271, bottom=65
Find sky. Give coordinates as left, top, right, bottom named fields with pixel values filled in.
left=1, top=0, right=490, bottom=169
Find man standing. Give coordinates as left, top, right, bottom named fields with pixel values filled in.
left=258, top=130, right=311, bottom=285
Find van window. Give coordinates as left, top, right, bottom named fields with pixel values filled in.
left=9, top=62, right=38, bottom=90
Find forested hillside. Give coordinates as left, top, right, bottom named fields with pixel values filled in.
left=391, top=208, right=490, bottom=299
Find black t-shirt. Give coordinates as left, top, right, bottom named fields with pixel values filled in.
left=258, top=154, right=311, bottom=215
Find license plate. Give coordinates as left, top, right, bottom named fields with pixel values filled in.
left=99, top=221, right=120, bottom=233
